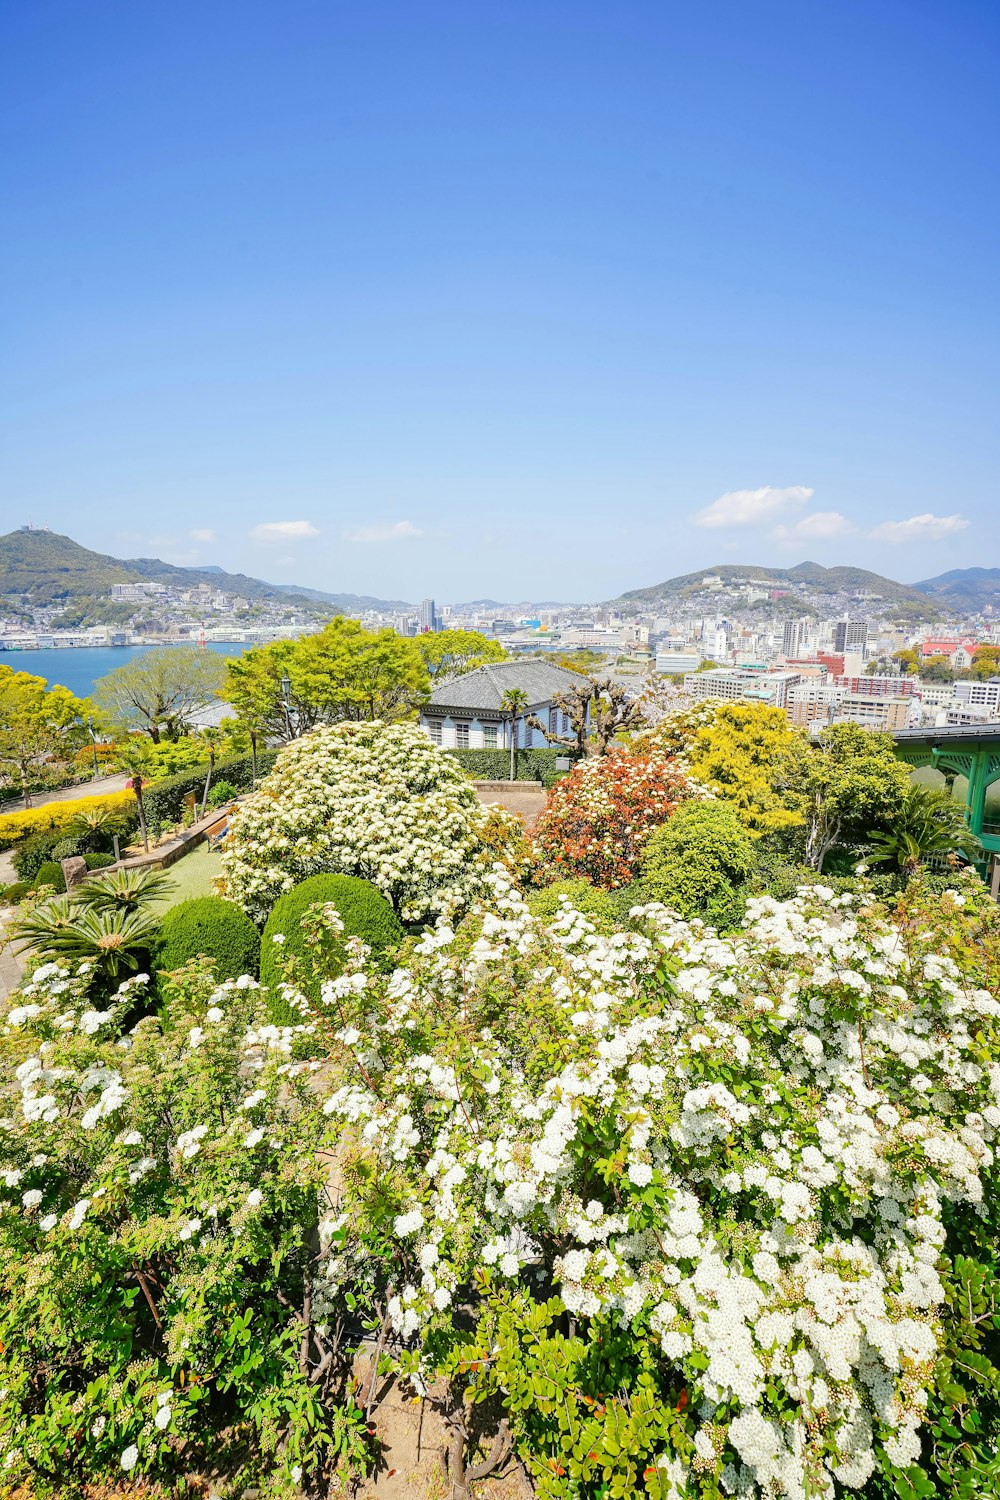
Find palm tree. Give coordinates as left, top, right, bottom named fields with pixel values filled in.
left=11, top=899, right=160, bottom=983
left=867, top=785, right=981, bottom=880
left=499, top=688, right=529, bottom=781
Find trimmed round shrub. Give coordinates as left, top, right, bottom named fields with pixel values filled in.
left=1, top=881, right=32, bottom=905
left=34, top=860, right=67, bottom=894
left=639, top=798, right=758, bottom=930
left=84, top=852, right=115, bottom=872
left=526, top=879, right=623, bottom=933
left=261, top=873, right=404, bottom=1022
left=154, top=897, right=261, bottom=986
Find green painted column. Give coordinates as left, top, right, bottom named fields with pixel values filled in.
left=967, top=750, right=988, bottom=840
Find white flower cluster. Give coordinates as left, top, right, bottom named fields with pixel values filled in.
left=220, top=720, right=504, bottom=923
left=322, top=879, right=1000, bottom=1498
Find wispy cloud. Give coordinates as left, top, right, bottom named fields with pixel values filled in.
left=692, top=485, right=813, bottom=529
left=773, top=510, right=857, bottom=542
left=343, top=520, right=423, bottom=543
left=868, top=513, right=970, bottom=543
left=250, top=520, right=320, bottom=544
left=190, top=528, right=216, bottom=543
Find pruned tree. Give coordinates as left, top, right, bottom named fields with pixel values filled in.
left=527, top=676, right=650, bottom=758
left=0, top=667, right=87, bottom=808
left=499, top=687, right=529, bottom=780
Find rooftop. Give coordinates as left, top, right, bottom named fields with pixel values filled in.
left=425, top=659, right=589, bottom=714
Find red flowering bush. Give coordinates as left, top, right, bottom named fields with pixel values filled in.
left=532, top=746, right=698, bottom=888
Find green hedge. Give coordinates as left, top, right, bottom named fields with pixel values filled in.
left=444, top=747, right=579, bottom=788
left=11, top=815, right=138, bottom=881
left=154, top=897, right=261, bottom=985
left=261, top=874, right=404, bottom=1023
left=142, top=750, right=280, bottom=825
left=32, top=851, right=120, bottom=895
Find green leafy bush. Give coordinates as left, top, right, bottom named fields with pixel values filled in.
left=261, top=873, right=403, bottom=1021
left=12, top=831, right=65, bottom=882
left=526, top=878, right=623, bottom=932
left=205, top=778, right=238, bottom=808
left=639, top=797, right=759, bottom=928
left=33, top=860, right=67, bottom=894
left=142, top=750, right=279, bottom=825
left=445, top=746, right=579, bottom=787
left=1, top=881, right=32, bottom=905
left=50, top=836, right=86, bottom=861
left=84, top=852, right=115, bottom=872
left=154, top=896, right=261, bottom=986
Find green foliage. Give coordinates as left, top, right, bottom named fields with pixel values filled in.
left=50, top=836, right=86, bottom=861
left=81, top=866, right=174, bottom=914
left=94, top=645, right=227, bottom=743
left=84, top=852, right=115, bottom=872
left=11, top=831, right=65, bottom=881
left=11, top=897, right=160, bottom=985
left=799, top=720, right=911, bottom=869
left=526, top=879, right=624, bottom=932
left=445, top=746, right=579, bottom=786
left=34, top=860, right=67, bottom=894
left=205, top=777, right=238, bottom=807
left=417, top=627, right=507, bottom=679
left=154, top=896, right=261, bottom=986
left=1, top=880, right=32, bottom=904
left=141, top=749, right=279, bottom=825
left=261, top=873, right=403, bottom=1021
left=868, top=783, right=982, bottom=877
left=0, top=666, right=88, bottom=809
left=639, top=798, right=759, bottom=928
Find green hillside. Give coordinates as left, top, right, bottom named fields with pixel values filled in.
left=609, top=560, right=936, bottom=611
left=0, top=528, right=409, bottom=619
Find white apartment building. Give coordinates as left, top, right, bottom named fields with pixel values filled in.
left=953, top=678, right=1000, bottom=718
left=684, top=668, right=801, bottom=710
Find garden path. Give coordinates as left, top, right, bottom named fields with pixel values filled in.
left=0, top=772, right=128, bottom=817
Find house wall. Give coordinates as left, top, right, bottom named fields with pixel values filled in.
left=419, top=701, right=573, bottom=751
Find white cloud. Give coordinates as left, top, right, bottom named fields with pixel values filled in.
left=250, top=520, right=320, bottom=544
left=343, top=520, right=423, bottom=543
left=868, top=513, right=970, bottom=544
left=772, top=510, right=857, bottom=542
left=692, top=485, right=813, bottom=529
left=189, top=528, right=216, bottom=543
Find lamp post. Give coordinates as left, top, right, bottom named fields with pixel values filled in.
left=280, top=675, right=294, bottom=741
left=86, top=716, right=99, bottom=781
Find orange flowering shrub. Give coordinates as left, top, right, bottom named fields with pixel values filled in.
left=532, top=746, right=697, bottom=888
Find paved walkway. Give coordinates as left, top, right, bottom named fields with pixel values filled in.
left=475, top=781, right=548, bottom=829
left=0, top=773, right=129, bottom=818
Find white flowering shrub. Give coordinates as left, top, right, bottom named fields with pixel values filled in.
left=314, top=876, right=1000, bottom=1499
left=0, top=959, right=367, bottom=1497
left=221, top=720, right=510, bottom=924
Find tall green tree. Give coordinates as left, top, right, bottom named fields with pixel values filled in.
left=796, top=721, right=910, bottom=870
left=0, top=667, right=86, bottom=808
left=93, top=646, right=226, bottom=744
left=222, top=620, right=430, bottom=742
left=417, top=628, right=507, bottom=680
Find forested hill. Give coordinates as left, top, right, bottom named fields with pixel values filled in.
left=607, top=560, right=934, bottom=611
left=0, top=529, right=409, bottom=615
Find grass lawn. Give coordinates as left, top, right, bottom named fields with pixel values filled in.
left=151, top=843, right=225, bottom=911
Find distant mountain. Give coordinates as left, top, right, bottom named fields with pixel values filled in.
left=607, top=561, right=937, bottom=613
left=0, top=528, right=410, bottom=618
left=914, top=567, right=1000, bottom=612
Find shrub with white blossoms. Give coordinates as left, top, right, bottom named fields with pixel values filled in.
left=221, top=719, right=516, bottom=924
left=314, top=875, right=1000, bottom=1499
left=0, top=958, right=364, bottom=1497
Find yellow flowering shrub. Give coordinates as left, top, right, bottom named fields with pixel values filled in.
left=0, top=790, right=136, bottom=850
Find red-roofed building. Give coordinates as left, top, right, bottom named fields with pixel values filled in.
left=920, top=638, right=987, bottom=670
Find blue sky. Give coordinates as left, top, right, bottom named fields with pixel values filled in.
left=2, top=0, right=998, bottom=603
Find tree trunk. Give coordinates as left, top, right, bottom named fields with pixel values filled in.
left=20, top=762, right=31, bottom=811
left=250, top=730, right=258, bottom=785
left=199, top=750, right=215, bottom=819
left=509, top=717, right=516, bottom=781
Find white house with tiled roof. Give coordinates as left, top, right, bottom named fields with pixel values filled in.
left=420, top=660, right=589, bottom=750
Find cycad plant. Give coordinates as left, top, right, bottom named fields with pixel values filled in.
left=11, top=898, right=160, bottom=983
left=80, top=866, right=173, bottom=915
left=64, top=804, right=130, bottom=852
left=867, top=784, right=981, bottom=879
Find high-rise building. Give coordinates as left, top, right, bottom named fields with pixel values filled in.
left=833, top=619, right=868, bottom=654
left=782, top=618, right=808, bottom=657
left=419, top=598, right=437, bottom=633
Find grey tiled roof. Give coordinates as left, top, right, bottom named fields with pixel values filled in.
left=425, top=659, right=589, bottom=715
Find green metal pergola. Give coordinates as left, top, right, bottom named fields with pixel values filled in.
left=893, top=725, right=1000, bottom=892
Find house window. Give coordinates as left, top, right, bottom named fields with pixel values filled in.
left=561, top=711, right=570, bottom=735
left=426, top=719, right=442, bottom=744
left=455, top=721, right=470, bottom=749
left=483, top=724, right=498, bottom=748
left=548, top=706, right=558, bottom=735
